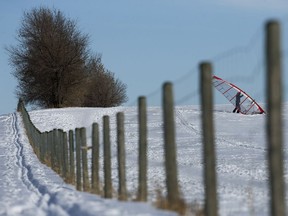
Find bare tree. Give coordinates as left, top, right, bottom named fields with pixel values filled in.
left=7, top=7, right=89, bottom=108
left=83, top=55, right=128, bottom=107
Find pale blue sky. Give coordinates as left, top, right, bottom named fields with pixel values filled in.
left=1, top=0, right=288, bottom=114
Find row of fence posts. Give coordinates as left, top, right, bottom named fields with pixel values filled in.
left=17, top=20, right=285, bottom=216
left=16, top=85, right=183, bottom=210
left=15, top=83, right=200, bottom=214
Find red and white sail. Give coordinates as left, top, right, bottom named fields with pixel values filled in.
left=212, top=75, right=265, bottom=114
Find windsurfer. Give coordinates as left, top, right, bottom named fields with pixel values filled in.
left=233, top=92, right=243, bottom=113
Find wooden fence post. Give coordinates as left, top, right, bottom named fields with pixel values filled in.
left=43, top=132, right=48, bottom=163
left=34, top=129, right=40, bottom=157
left=138, top=96, right=148, bottom=201
left=51, top=129, right=58, bottom=172
left=200, top=62, right=218, bottom=216
left=91, top=123, right=100, bottom=194
left=103, top=115, right=112, bottom=198
left=56, top=129, right=62, bottom=174
left=117, top=112, right=127, bottom=201
left=63, top=131, right=69, bottom=181
left=58, top=129, right=64, bottom=177
left=80, top=127, right=90, bottom=192
left=47, top=131, right=53, bottom=167
left=75, top=128, right=82, bottom=191
left=69, top=130, right=75, bottom=185
left=162, top=82, right=179, bottom=206
left=17, top=99, right=22, bottom=112
left=266, top=20, right=286, bottom=216
left=39, top=132, right=45, bottom=162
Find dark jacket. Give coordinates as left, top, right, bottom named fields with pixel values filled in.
left=235, top=92, right=243, bottom=106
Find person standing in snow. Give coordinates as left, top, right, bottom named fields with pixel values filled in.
left=233, top=92, right=243, bottom=113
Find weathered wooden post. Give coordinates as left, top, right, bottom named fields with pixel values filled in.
left=162, top=82, right=180, bottom=207
left=44, top=131, right=50, bottom=165
left=103, top=115, right=112, bottom=198
left=51, top=129, right=58, bottom=172
left=266, top=20, right=286, bottom=216
left=58, top=129, right=64, bottom=177
left=43, top=132, right=48, bottom=163
left=56, top=129, right=62, bottom=174
left=34, top=129, right=41, bottom=158
left=80, top=127, right=90, bottom=192
left=117, top=112, right=127, bottom=201
left=17, top=98, right=23, bottom=112
left=63, top=131, right=69, bottom=181
left=69, top=130, right=75, bottom=185
left=39, top=132, right=45, bottom=162
left=91, top=123, right=100, bottom=194
left=137, top=96, right=148, bottom=201
left=47, top=131, right=53, bottom=167
left=75, top=128, right=82, bottom=191
left=200, top=62, right=218, bottom=216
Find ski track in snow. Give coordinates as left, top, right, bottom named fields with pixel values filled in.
left=0, top=113, right=39, bottom=215
left=0, top=113, right=69, bottom=215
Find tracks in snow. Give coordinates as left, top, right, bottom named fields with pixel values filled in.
left=175, top=108, right=200, bottom=136
left=11, top=113, right=41, bottom=196
left=175, top=108, right=266, bottom=151
left=8, top=113, right=70, bottom=214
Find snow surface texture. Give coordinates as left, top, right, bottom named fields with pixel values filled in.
left=0, top=105, right=287, bottom=215
left=0, top=111, right=176, bottom=216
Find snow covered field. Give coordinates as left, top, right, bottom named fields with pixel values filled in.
left=0, top=104, right=287, bottom=215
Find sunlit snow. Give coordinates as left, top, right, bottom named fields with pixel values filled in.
left=0, top=104, right=287, bottom=216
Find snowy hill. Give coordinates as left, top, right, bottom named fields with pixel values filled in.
left=0, top=104, right=287, bottom=215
